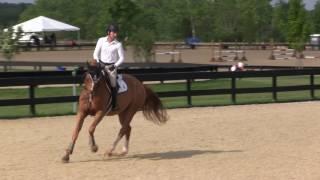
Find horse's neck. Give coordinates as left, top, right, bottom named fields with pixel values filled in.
left=83, top=74, right=108, bottom=93
left=97, top=77, right=111, bottom=93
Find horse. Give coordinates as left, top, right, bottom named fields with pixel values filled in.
left=62, top=60, right=168, bottom=163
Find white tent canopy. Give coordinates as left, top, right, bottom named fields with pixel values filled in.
left=5, top=16, right=81, bottom=44
left=10, top=16, right=80, bottom=32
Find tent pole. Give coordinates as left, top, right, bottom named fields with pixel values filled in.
left=77, top=31, right=80, bottom=44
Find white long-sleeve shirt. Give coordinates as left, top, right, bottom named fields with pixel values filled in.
left=93, top=36, right=124, bottom=67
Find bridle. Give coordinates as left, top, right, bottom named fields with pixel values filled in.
left=85, top=62, right=113, bottom=111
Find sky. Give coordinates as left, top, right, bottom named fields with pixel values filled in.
left=272, top=0, right=317, bottom=10
left=0, top=0, right=318, bottom=10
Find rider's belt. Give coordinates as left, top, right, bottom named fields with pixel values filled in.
left=98, top=60, right=114, bottom=66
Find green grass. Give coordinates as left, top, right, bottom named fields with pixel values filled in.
left=0, top=88, right=28, bottom=100
left=0, top=75, right=319, bottom=118
left=0, top=86, right=81, bottom=118
left=0, top=103, right=76, bottom=118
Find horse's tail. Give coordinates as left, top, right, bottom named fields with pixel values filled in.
left=142, top=85, right=168, bottom=125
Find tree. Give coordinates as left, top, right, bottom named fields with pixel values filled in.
left=0, top=27, right=23, bottom=62
left=108, top=0, right=157, bottom=62
left=108, top=0, right=141, bottom=41
left=272, top=0, right=289, bottom=42
left=0, top=3, right=31, bottom=28
left=287, top=0, right=309, bottom=56
left=238, top=0, right=258, bottom=42
left=255, top=0, right=273, bottom=41
left=213, top=0, right=241, bottom=41
left=185, top=0, right=216, bottom=41
left=130, top=28, right=155, bottom=62
left=311, top=0, right=320, bottom=34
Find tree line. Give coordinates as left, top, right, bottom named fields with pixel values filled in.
left=1, top=0, right=320, bottom=61
left=16, top=0, right=319, bottom=42
left=0, top=3, right=31, bottom=29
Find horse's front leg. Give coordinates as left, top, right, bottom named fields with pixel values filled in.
left=62, top=113, right=87, bottom=163
left=88, top=111, right=105, bottom=153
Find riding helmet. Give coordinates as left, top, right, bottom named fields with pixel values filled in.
left=106, top=24, right=119, bottom=33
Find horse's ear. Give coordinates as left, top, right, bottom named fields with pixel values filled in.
left=86, top=60, right=90, bottom=68
left=87, top=59, right=97, bottom=67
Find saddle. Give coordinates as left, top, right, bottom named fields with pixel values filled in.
left=116, top=74, right=127, bottom=94
left=101, top=73, right=127, bottom=111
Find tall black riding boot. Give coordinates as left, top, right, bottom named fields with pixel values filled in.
left=111, top=87, right=118, bottom=110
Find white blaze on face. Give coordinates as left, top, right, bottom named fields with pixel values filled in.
left=89, top=75, right=95, bottom=91
left=85, top=73, right=95, bottom=92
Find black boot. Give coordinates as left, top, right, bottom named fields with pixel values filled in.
left=111, top=87, right=118, bottom=110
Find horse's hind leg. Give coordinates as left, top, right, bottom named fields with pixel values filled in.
left=62, top=112, right=87, bottom=163
left=105, top=124, right=127, bottom=157
left=88, top=111, right=105, bottom=153
left=105, top=110, right=135, bottom=157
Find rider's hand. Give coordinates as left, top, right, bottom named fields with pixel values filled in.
left=109, top=65, right=116, bottom=71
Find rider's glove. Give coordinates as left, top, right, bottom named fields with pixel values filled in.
left=109, top=65, right=116, bottom=71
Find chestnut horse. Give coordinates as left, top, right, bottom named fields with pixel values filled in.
left=62, top=60, right=168, bottom=163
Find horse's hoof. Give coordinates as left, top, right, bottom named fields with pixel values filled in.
left=91, top=145, right=98, bottom=153
left=114, top=151, right=127, bottom=157
left=103, top=151, right=113, bottom=157
left=105, top=151, right=127, bottom=157
left=119, top=151, right=128, bottom=156
left=62, top=155, right=70, bottom=163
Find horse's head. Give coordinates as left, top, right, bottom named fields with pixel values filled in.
left=84, top=59, right=104, bottom=91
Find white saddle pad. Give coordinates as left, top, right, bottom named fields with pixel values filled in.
left=117, top=74, right=128, bottom=94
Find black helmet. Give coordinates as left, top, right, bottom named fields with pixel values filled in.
left=106, top=24, right=119, bottom=33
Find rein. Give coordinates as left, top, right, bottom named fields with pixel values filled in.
left=85, top=67, right=113, bottom=113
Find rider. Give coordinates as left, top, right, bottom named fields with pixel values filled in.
left=93, top=24, right=124, bottom=110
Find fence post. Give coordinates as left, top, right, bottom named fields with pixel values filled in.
left=186, top=79, right=192, bottom=106
left=310, top=74, right=315, bottom=99
left=272, top=75, right=277, bottom=101
left=231, top=76, right=236, bottom=104
left=170, top=45, right=175, bottom=63
left=178, top=50, right=182, bottom=63
left=29, top=85, right=36, bottom=116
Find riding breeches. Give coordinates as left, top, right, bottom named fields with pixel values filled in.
left=105, top=66, right=117, bottom=88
